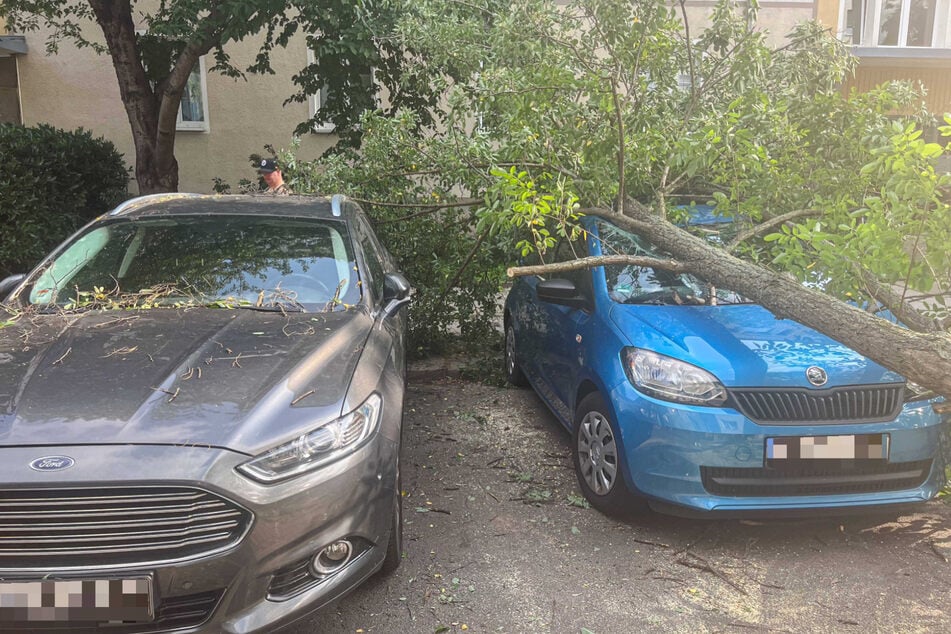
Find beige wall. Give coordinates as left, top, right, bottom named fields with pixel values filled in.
left=680, top=2, right=817, bottom=47
left=17, top=19, right=336, bottom=194
left=813, top=0, right=839, bottom=31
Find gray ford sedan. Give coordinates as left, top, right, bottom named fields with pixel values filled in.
left=0, top=194, right=410, bottom=632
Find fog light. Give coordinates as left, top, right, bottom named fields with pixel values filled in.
left=311, top=540, right=353, bottom=575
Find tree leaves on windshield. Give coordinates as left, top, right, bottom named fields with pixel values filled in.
left=23, top=216, right=362, bottom=311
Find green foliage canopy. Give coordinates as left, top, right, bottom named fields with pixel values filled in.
left=275, top=0, right=951, bottom=391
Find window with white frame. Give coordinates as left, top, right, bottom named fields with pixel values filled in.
left=307, top=50, right=334, bottom=133
left=136, top=29, right=211, bottom=132
left=177, top=57, right=210, bottom=132
left=305, top=50, right=375, bottom=134
left=842, top=0, right=951, bottom=48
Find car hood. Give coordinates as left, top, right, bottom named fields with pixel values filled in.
left=0, top=308, right=372, bottom=454
left=609, top=303, right=903, bottom=388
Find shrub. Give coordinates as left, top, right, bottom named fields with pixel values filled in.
left=251, top=136, right=510, bottom=357
left=0, top=123, right=129, bottom=277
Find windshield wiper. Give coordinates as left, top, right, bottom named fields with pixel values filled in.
left=236, top=303, right=305, bottom=313
left=625, top=290, right=691, bottom=305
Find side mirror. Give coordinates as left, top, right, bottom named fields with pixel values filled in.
left=536, top=278, right=589, bottom=310
left=382, top=272, right=411, bottom=316
left=0, top=274, right=25, bottom=303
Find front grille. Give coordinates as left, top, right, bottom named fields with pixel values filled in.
left=0, top=588, right=224, bottom=632
left=701, top=459, right=932, bottom=497
left=728, top=384, right=905, bottom=425
left=0, top=487, right=252, bottom=568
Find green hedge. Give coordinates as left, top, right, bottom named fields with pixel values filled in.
left=0, top=123, right=129, bottom=277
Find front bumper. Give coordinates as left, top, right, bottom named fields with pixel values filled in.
left=610, top=382, right=948, bottom=514
left=0, top=434, right=398, bottom=633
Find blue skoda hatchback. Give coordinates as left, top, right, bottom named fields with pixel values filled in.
left=503, top=216, right=948, bottom=516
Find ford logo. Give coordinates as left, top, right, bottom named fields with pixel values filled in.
left=29, top=456, right=75, bottom=472
left=806, top=366, right=828, bottom=387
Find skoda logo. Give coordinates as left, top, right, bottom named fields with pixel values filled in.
left=806, top=366, right=828, bottom=387
left=29, top=456, right=75, bottom=472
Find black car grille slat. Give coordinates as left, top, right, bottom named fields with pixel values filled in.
left=268, top=559, right=316, bottom=599
left=1, top=529, right=239, bottom=555
left=0, top=589, right=224, bottom=633
left=0, top=508, right=242, bottom=532
left=701, top=459, right=932, bottom=497
left=0, top=487, right=251, bottom=568
left=728, top=384, right=904, bottom=424
left=0, top=499, right=230, bottom=518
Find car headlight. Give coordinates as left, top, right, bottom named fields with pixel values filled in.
left=622, top=348, right=727, bottom=406
left=238, top=393, right=383, bottom=483
left=904, top=381, right=935, bottom=403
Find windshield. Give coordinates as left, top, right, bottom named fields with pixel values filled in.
left=26, top=216, right=362, bottom=311
left=598, top=222, right=750, bottom=306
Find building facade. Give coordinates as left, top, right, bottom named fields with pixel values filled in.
left=0, top=14, right=335, bottom=193
left=816, top=0, right=951, bottom=117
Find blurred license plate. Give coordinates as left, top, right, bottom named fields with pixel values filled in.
left=0, top=577, right=153, bottom=623
left=766, top=434, right=888, bottom=466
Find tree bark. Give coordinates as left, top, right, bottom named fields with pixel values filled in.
left=88, top=0, right=180, bottom=193
left=513, top=205, right=951, bottom=399
left=508, top=254, right=687, bottom=278
left=610, top=207, right=951, bottom=398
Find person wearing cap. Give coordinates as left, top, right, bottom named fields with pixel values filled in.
left=257, top=159, right=292, bottom=195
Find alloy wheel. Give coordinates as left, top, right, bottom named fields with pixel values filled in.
left=576, top=411, right=619, bottom=496
left=505, top=327, right=517, bottom=376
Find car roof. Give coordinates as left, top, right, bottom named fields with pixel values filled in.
left=106, top=193, right=365, bottom=222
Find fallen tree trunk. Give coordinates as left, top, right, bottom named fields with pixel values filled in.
left=510, top=204, right=951, bottom=399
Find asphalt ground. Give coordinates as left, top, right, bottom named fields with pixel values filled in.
left=290, top=375, right=951, bottom=634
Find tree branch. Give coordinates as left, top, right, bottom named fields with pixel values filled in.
left=582, top=202, right=652, bottom=225
left=383, top=161, right=581, bottom=183
left=679, top=0, right=697, bottom=109
left=363, top=199, right=483, bottom=225
left=439, top=229, right=490, bottom=302
left=858, top=269, right=944, bottom=333
left=507, top=254, right=686, bottom=279
left=690, top=31, right=758, bottom=113
left=355, top=197, right=482, bottom=210
left=611, top=73, right=626, bottom=215
left=726, top=208, right=818, bottom=252
left=597, top=204, right=951, bottom=398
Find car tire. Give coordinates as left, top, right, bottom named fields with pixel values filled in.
left=572, top=392, right=645, bottom=517
left=504, top=323, right=529, bottom=387
left=379, top=459, right=403, bottom=575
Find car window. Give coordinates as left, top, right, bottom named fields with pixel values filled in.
left=27, top=216, right=363, bottom=309
left=30, top=227, right=114, bottom=304
left=598, top=221, right=749, bottom=306
left=354, top=219, right=386, bottom=300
